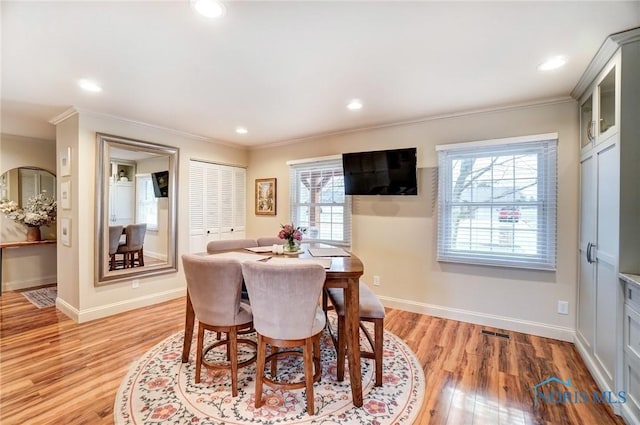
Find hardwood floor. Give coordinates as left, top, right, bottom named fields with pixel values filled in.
left=0, top=290, right=626, bottom=425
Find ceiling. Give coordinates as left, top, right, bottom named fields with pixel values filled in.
left=2, top=1, right=639, bottom=147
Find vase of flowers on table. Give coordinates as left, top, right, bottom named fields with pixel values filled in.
left=0, top=191, right=57, bottom=241
left=278, top=223, right=305, bottom=253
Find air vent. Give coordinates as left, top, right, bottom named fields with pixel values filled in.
left=481, top=330, right=511, bottom=340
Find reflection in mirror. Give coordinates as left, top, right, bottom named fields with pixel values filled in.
left=0, top=167, right=57, bottom=241
left=96, top=134, right=179, bottom=285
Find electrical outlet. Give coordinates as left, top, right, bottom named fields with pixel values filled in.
left=132, top=279, right=140, bottom=289
left=373, top=275, right=381, bottom=286
left=557, top=300, right=569, bottom=315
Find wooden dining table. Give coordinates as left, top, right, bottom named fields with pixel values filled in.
left=180, top=242, right=365, bottom=407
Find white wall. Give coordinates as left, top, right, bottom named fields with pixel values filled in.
left=246, top=100, right=579, bottom=341
left=0, top=134, right=57, bottom=290
left=54, top=109, right=248, bottom=322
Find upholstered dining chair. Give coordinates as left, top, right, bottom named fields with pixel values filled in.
left=206, top=239, right=257, bottom=254
left=256, top=237, right=283, bottom=247
left=108, top=225, right=124, bottom=271
left=326, top=282, right=386, bottom=387
left=181, top=254, right=256, bottom=396
left=241, top=261, right=326, bottom=416
left=116, top=223, right=147, bottom=268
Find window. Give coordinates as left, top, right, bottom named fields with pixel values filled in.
left=288, top=156, right=351, bottom=246
left=436, top=133, right=558, bottom=270
left=136, top=174, right=158, bottom=231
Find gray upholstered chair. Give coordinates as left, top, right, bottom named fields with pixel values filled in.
left=206, top=239, right=258, bottom=254
left=256, top=237, right=283, bottom=247
left=181, top=254, right=256, bottom=396
left=326, top=282, right=386, bottom=386
left=116, top=223, right=147, bottom=268
left=241, top=261, right=326, bottom=416
left=108, top=225, right=124, bottom=270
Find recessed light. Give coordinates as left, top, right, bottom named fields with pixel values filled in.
left=191, top=0, right=226, bottom=18
left=78, top=79, right=102, bottom=92
left=347, top=99, right=363, bottom=110
left=538, top=55, right=568, bottom=71
left=235, top=126, right=248, bottom=134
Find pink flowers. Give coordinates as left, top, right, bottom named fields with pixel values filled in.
left=278, top=223, right=304, bottom=242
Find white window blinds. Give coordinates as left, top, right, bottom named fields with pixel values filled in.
left=289, top=157, right=351, bottom=246
left=436, top=133, right=558, bottom=270
left=136, top=174, right=158, bottom=231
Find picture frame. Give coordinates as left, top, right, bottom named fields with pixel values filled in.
left=255, top=178, right=277, bottom=216
left=60, top=217, right=71, bottom=247
left=60, top=181, right=71, bottom=210
left=59, top=147, right=71, bottom=177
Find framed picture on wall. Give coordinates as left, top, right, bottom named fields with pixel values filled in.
left=60, top=181, right=71, bottom=210
left=255, top=178, right=276, bottom=216
left=60, top=218, right=71, bottom=246
left=59, top=147, right=71, bottom=177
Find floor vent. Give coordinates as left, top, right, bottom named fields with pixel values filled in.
left=481, top=330, right=511, bottom=340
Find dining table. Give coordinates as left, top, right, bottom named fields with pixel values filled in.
left=180, top=242, right=365, bottom=407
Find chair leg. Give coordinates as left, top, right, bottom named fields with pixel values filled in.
left=255, top=334, right=266, bottom=408
left=303, top=337, right=315, bottom=415
left=374, top=318, right=384, bottom=386
left=139, top=247, right=144, bottom=266
left=195, top=325, right=205, bottom=383
left=270, top=346, right=278, bottom=378
left=230, top=329, right=238, bottom=397
left=336, top=314, right=346, bottom=382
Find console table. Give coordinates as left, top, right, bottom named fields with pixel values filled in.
left=0, top=240, right=56, bottom=295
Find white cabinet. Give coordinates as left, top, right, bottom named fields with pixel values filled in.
left=109, top=160, right=136, bottom=225
left=189, top=160, right=246, bottom=253
left=575, top=28, right=640, bottom=420
left=622, top=275, right=640, bottom=425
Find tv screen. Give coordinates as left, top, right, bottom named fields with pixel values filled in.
left=151, top=171, right=169, bottom=198
left=342, top=147, right=417, bottom=195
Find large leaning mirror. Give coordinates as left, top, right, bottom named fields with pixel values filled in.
left=96, top=133, right=179, bottom=285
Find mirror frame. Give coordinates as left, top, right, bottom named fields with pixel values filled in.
left=95, top=133, right=179, bottom=285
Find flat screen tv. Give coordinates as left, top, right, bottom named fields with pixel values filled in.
left=151, top=171, right=169, bottom=198
left=342, top=147, right=417, bottom=195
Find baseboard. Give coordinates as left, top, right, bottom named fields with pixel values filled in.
left=145, top=250, right=167, bottom=261
left=56, top=287, right=186, bottom=323
left=4, top=275, right=57, bottom=292
left=379, top=295, right=575, bottom=342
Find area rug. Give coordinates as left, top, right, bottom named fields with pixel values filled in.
left=21, top=286, right=56, bottom=308
left=114, top=318, right=425, bottom=424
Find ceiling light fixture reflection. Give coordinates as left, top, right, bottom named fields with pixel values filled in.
left=347, top=99, right=363, bottom=110
left=78, top=79, right=102, bottom=92
left=538, top=55, right=568, bottom=71
left=191, top=0, right=226, bottom=18
left=235, top=127, right=248, bottom=134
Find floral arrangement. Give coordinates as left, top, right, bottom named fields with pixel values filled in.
left=278, top=223, right=305, bottom=248
left=0, top=191, right=57, bottom=227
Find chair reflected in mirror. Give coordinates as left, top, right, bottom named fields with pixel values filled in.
left=116, top=223, right=147, bottom=268
left=108, top=225, right=124, bottom=271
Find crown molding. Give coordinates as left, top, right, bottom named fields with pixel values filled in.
left=571, top=27, right=640, bottom=99
left=48, top=107, right=79, bottom=125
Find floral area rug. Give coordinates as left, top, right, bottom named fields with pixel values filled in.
left=114, top=316, right=425, bottom=424
left=21, top=286, right=56, bottom=308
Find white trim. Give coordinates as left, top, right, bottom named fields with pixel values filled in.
left=435, top=132, right=558, bottom=151
left=285, top=154, right=342, bottom=166
left=56, top=287, right=185, bottom=323
left=378, top=295, right=575, bottom=342
left=4, top=275, right=57, bottom=291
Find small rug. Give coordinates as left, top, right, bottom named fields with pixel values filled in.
left=21, top=286, right=56, bottom=308
left=115, top=318, right=425, bottom=424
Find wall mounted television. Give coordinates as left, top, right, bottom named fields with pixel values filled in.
left=151, top=170, right=169, bottom=198
left=342, top=147, right=417, bottom=195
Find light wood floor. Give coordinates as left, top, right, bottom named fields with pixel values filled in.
left=0, top=289, right=625, bottom=425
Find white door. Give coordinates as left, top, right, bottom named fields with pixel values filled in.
left=577, top=151, right=596, bottom=349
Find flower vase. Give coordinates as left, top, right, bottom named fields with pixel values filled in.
left=26, top=226, right=42, bottom=242
left=283, top=239, right=298, bottom=253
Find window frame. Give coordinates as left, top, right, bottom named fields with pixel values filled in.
left=436, top=133, right=558, bottom=270
left=288, top=155, right=351, bottom=247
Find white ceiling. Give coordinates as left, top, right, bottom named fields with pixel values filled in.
left=2, top=1, right=639, bottom=147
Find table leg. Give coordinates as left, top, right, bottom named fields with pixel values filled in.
left=181, top=291, right=195, bottom=363
left=345, top=277, right=363, bottom=407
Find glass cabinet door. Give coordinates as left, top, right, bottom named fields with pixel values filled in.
left=580, top=94, right=593, bottom=149
left=598, top=67, right=616, bottom=136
